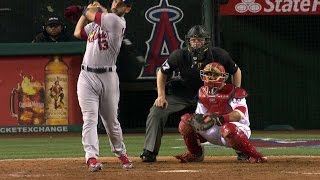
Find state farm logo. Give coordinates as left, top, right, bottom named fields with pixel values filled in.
left=235, top=0, right=262, bottom=13
left=234, top=0, right=320, bottom=14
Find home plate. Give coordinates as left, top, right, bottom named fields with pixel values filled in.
left=283, top=171, right=320, bottom=175
left=158, top=170, right=200, bottom=173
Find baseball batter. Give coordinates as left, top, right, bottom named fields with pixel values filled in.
left=175, top=62, right=267, bottom=163
left=73, top=0, right=133, bottom=172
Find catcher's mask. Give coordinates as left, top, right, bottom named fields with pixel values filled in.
left=200, top=62, right=229, bottom=95
left=185, top=25, right=210, bottom=66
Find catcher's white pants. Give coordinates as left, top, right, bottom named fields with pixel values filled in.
left=197, top=122, right=251, bottom=146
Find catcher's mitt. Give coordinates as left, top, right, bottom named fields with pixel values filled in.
left=190, top=113, right=224, bottom=131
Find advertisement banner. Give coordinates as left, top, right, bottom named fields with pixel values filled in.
left=220, top=0, right=320, bottom=15
left=0, top=55, right=82, bottom=133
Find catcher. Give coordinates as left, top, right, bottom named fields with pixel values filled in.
left=175, top=62, right=267, bottom=163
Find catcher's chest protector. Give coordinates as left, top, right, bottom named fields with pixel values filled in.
left=198, top=84, right=235, bottom=115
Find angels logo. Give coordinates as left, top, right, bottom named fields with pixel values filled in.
left=138, top=0, right=184, bottom=79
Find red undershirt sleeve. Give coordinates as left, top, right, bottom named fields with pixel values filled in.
left=80, top=28, right=88, bottom=39
left=94, top=12, right=102, bottom=26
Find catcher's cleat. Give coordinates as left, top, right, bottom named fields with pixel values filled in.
left=248, top=156, right=268, bottom=163
left=140, top=149, right=157, bottom=162
left=87, top=158, right=103, bottom=172
left=236, top=151, right=250, bottom=161
left=117, top=153, right=133, bottom=169
left=174, top=152, right=204, bottom=163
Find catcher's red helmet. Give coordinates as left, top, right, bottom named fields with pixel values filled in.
left=200, top=62, right=229, bottom=94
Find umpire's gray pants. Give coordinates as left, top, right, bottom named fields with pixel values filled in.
left=143, top=95, right=196, bottom=155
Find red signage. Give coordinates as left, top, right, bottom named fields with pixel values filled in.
left=220, top=0, right=320, bottom=15
left=0, top=55, right=82, bottom=133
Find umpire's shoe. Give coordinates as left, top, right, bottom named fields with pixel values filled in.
left=140, top=149, right=157, bottom=162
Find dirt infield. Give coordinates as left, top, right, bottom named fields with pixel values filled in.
left=1, top=156, right=320, bottom=180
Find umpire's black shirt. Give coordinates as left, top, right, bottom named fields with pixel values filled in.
left=160, top=47, right=238, bottom=100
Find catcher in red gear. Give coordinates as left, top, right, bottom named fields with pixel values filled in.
left=175, top=62, right=267, bottom=163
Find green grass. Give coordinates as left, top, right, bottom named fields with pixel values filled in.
left=0, top=132, right=320, bottom=159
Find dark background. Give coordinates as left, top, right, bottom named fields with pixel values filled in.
left=1, top=0, right=319, bottom=130
left=220, top=15, right=320, bottom=129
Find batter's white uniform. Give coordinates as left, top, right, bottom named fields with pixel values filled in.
left=77, top=12, right=127, bottom=162
left=195, top=97, right=251, bottom=147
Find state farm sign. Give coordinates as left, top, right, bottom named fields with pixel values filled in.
left=220, top=0, right=320, bottom=15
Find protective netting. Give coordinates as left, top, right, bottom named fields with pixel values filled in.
left=220, top=15, right=320, bottom=129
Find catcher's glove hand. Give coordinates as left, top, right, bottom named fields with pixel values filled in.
left=190, top=113, right=224, bottom=131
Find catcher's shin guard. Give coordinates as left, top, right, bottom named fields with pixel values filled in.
left=179, top=113, right=194, bottom=136
left=179, top=113, right=202, bottom=155
left=183, top=132, right=203, bottom=155
left=220, top=123, right=266, bottom=163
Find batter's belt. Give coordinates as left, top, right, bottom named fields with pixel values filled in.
left=81, top=65, right=116, bottom=73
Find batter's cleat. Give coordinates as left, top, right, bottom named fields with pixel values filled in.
left=174, top=152, right=204, bottom=163
left=117, top=153, right=133, bottom=169
left=236, top=151, right=250, bottom=161
left=140, top=149, right=157, bottom=162
left=87, top=158, right=103, bottom=172
left=248, top=156, right=268, bottom=163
